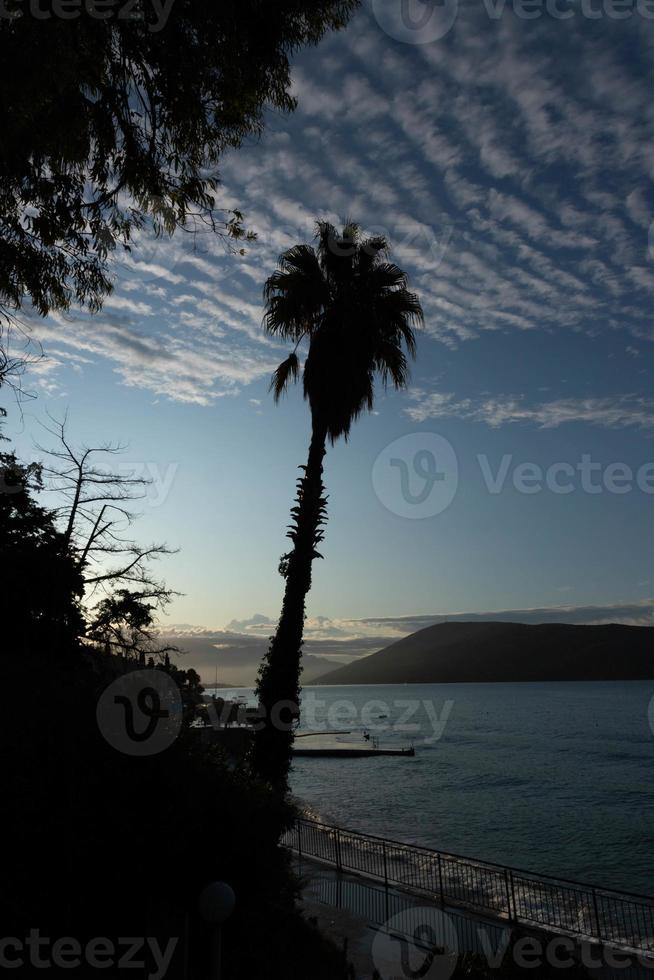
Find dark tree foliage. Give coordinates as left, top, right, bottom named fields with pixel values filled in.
left=88, top=587, right=179, bottom=659
left=0, top=0, right=358, bottom=324
left=0, top=445, right=349, bottom=976
left=2, top=641, right=350, bottom=979
left=0, top=451, right=85, bottom=655
left=158, top=655, right=206, bottom=722
left=253, top=223, right=423, bottom=789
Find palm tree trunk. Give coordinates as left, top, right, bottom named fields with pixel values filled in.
left=252, top=417, right=328, bottom=790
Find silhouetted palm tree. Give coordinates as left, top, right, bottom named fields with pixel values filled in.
left=252, top=222, right=423, bottom=789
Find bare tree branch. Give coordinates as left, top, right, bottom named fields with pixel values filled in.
left=36, top=415, right=176, bottom=599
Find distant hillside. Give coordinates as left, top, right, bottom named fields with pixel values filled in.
left=313, top=621, right=654, bottom=685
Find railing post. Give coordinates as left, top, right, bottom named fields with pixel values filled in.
left=382, top=840, right=388, bottom=888
left=437, top=853, right=446, bottom=907
left=334, top=828, right=342, bottom=872
left=504, top=869, right=515, bottom=921
left=297, top=822, right=302, bottom=859
left=508, top=868, right=518, bottom=922
left=591, top=888, right=602, bottom=940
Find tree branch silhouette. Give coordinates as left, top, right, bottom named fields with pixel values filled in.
left=37, top=415, right=178, bottom=661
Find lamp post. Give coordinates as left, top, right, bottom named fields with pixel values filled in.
left=198, top=881, right=236, bottom=980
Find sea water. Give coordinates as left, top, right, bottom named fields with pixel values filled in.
left=220, top=680, right=654, bottom=895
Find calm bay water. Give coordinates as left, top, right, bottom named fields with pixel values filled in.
left=223, top=681, right=654, bottom=895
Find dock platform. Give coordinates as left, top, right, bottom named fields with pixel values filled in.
left=292, top=745, right=414, bottom=757
left=292, top=732, right=414, bottom=758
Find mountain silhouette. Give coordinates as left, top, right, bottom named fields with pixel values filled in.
left=313, top=621, right=654, bottom=685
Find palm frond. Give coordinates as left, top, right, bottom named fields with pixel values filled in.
left=341, top=220, right=361, bottom=243
left=356, top=235, right=388, bottom=274
left=315, top=221, right=339, bottom=260
left=316, top=220, right=360, bottom=274
left=369, top=261, right=409, bottom=293
left=264, top=217, right=423, bottom=438
left=373, top=342, right=409, bottom=389
left=263, top=244, right=326, bottom=339
left=269, top=352, right=300, bottom=402
left=277, top=244, right=323, bottom=279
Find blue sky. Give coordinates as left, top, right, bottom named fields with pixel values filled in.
left=8, top=0, right=654, bottom=650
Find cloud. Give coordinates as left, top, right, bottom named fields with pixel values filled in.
left=160, top=622, right=390, bottom=686
left=625, top=188, right=652, bottom=230
left=24, top=4, right=654, bottom=401
left=404, top=390, right=654, bottom=430
left=164, top=596, right=654, bottom=684
left=358, top=598, right=654, bottom=631
left=224, top=613, right=275, bottom=634
left=487, top=190, right=597, bottom=250
left=222, top=613, right=393, bottom=643
left=102, top=295, right=154, bottom=316
left=29, top=308, right=279, bottom=405
left=199, top=597, right=654, bottom=642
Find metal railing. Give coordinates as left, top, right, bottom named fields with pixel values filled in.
left=283, top=818, right=654, bottom=954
